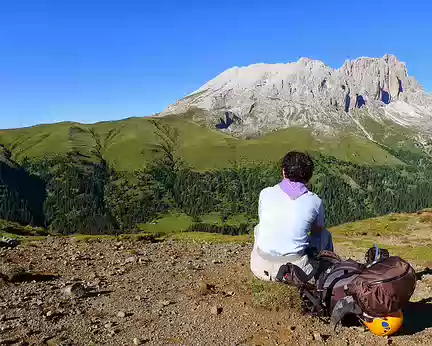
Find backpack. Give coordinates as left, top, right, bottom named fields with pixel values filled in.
left=349, top=256, right=416, bottom=317
left=275, top=247, right=416, bottom=328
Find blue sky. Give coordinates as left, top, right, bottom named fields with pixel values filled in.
left=1, top=0, right=431, bottom=129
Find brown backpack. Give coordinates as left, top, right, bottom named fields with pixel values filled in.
left=349, top=256, right=416, bottom=317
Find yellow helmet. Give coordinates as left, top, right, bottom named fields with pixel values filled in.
left=361, top=311, right=404, bottom=336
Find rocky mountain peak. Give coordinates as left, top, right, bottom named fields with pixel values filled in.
left=161, top=55, right=432, bottom=138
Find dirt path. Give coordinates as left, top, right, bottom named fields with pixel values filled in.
left=1, top=237, right=432, bottom=345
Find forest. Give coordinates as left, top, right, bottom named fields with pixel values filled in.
left=2, top=120, right=432, bottom=235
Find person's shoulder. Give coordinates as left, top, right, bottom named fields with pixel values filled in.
left=305, top=191, right=323, bottom=205
left=259, top=184, right=281, bottom=197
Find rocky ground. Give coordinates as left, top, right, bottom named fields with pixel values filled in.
left=1, top=237, right=432, bottom=346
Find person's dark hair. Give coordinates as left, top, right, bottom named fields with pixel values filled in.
left=281, top=151, right=314, bottom=183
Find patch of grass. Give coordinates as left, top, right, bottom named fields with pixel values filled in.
left=139, top=212, right=251, bottom=235
left=330, top=213, right=415, bottom=237
left=138, top=212, right=194, bottom=234
left=22, top=241, right=40, bottom=247
left=0, top=219, right=49, bottom=237
left=250, top=278, right=302, bottom=311
left=170, top=231, right=250, bottom=244
left=71, top=232, right=158, bottom=243
left=225, top=214, right=249, bottom=226
left=201, top=212, right=223, bottom=225
left=385, top=245, right=432, bottom=264
left=21, top=236, right=47, bottom=242
left=72, top=234, right=119, bottom=243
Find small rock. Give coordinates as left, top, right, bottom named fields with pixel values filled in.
left=210, top=305, right=223, bottom=315
left=212, top=260, right=222, bottom=264
left=125, top=256, right=137, bottom=264
left=117, top=311, right=126, bottom=318
left=46, top=311, right=54, bottom=318
left=198, top=282, right=214, bottom=295
left=104, top=322, right=113, bottom=329
left=289, top=325, right=296, bottom=331
left=133, top=338, right=141, bottom=345
left=0, top=314, right=5, bottom=322
left=160, top=300, right=173, bottom=307
left=313, top=332, right=323, bottom=342
left=64, top=282, right=87, bottom=298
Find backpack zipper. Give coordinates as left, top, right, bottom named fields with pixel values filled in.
left=368, top=265, right=411, bottom=285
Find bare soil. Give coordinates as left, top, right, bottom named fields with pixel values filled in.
left=1, top=237, right=432, bottom=346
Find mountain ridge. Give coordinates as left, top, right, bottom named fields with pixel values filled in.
left=161, top=55, right=432, bottom=142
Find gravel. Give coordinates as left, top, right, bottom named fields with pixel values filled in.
left=0, top=237, right=431, bottom=345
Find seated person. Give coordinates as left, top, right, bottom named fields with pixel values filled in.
left=250, top=151, right=334, bottom=281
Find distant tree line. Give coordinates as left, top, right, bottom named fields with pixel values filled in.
left=2, top=121, right=432, bottom=235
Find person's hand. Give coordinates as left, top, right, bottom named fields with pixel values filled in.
left=310, top=221, right=324, bottom=235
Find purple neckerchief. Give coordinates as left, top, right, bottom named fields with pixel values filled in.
left=279, top=178, right=309, bottom=200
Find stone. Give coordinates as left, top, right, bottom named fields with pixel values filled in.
left=212, top=260, right=222, bottom=264
left=117, top=311, right=126, bottom=318
left=125, top=256, right=137, bottom=264
left=133, top=338, right=141, bottom=345
left=159, top=300, right=173, bottom=307
left=313, top=332, right=323, bottom=342
left=198, top=282, right=214, bottom=295
left=64, top=282, right=87, bottom=298
left=210, top=305, right=223, bottom=315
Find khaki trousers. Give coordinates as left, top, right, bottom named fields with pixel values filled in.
left=250, top=229, right=333, bottom=281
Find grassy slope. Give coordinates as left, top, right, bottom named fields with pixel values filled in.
left=0, top=116, right=402, bottom=171
left=331, top=210, right=432, bottom=265
left=5, top=210, right=432, bottom=265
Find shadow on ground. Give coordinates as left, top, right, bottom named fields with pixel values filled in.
left=401, top=298, right=432, bottom=335
left=416, top=268, right=432, bottom=281
left=400, top=269, right=432, bottom=335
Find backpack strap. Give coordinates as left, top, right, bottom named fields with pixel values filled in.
left=300, top=287, right=326, bottom=317
left=275, top=263, right=313, bottom=289
left=276, top=263, right=326, bottom=316
left=317, top=261, right=364, bottom=314
left=330, top=296, right=362, bottom=331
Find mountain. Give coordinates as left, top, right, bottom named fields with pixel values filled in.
left=2, top=55, right=432, bottom=170
left=161, top=55, right=432, bottom=143
left=0, top=116, right=402, bottom=171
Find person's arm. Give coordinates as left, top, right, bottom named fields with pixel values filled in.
left=310, top=201, right=325, bottom=236
left=258, top=190, right=264, bottom=220
left=255, top=190, right=264, bottom=239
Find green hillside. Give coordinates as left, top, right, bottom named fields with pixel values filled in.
left=0, top=115, right=402, bottom=171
